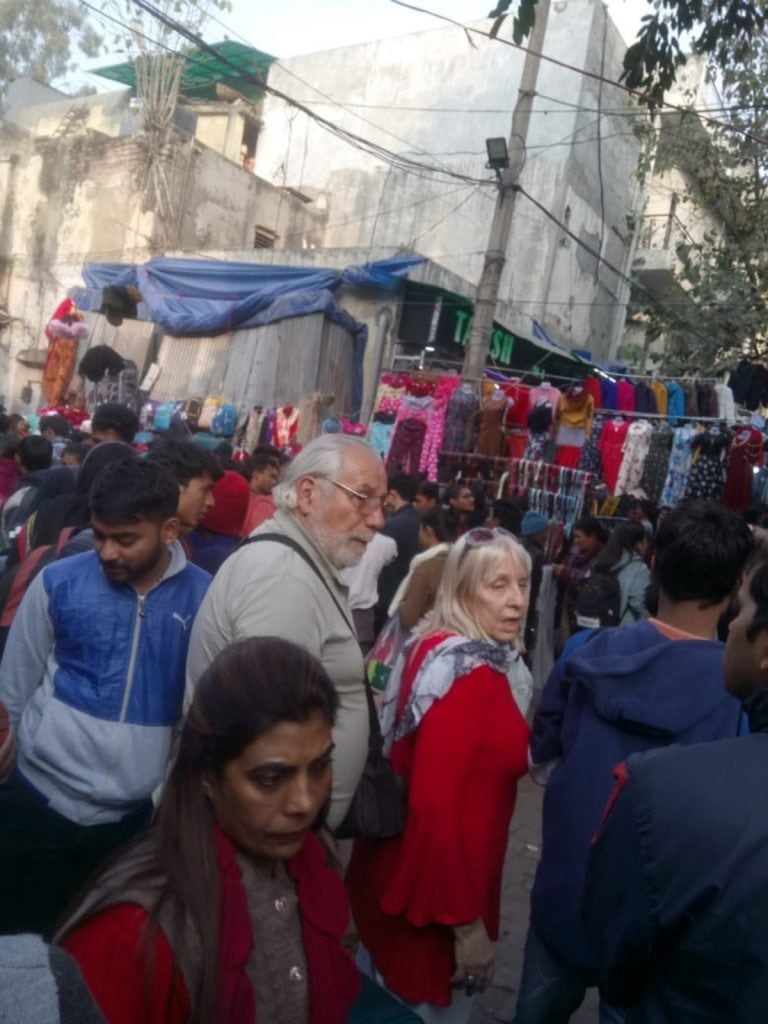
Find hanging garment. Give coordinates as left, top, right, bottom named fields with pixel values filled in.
left=528, top=384, right=562, bottom=416
left=578, top=415, right=604, bottom=477
left=728, top=360, right=768, bottom=411
left=598, top=418, right=631, bottom=493
left=682, top=383, right=699, bottom=418
left=616, top=380, right=636, bottom=413
left=274, top=406, right=300, bottom=447
left=555, top=446, right=582, bottom=469
left=639, top=423, right=674, bottom=503
left=503, top=381, right=531, bottom=429
left=683, top=427, right=730, bottom=502
left=650, top=380, right=669, bottom=417
left=615, top=419, right=654, bottom=495
left=666, top=381, right=685, bottom=419
left=419, top=378, right=459, bottom=481
left=525, top=431, right=552, bottom=463
left=599, top=379, right=618, bottom=412
left=723, top=426, right=765, bottom=513
left=556, top=386, right=594, bottom=438
left=367, top=413, right=396, bottom=459
left=659, top=424, right=698, bottom=508
left=42, top=321, right=89, bottom=408
left=475, top=392, right=507, bottom=457
left=715, top=384, right=737, bottom=424
left=258, top=409, right=277, bottom=446
left=385, top=419, right=427, bottom=474
left=528, top=402, right=554, bottom=434
left=634, top=382, right=658, bottom=415
left=583, top=376, right=603, bottom=410
left=443, top=384, right=478, bottom=453
left=697, top=383, right=719, bottom=418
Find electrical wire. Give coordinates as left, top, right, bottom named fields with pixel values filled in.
left=389, top=0, right=768, bottom=147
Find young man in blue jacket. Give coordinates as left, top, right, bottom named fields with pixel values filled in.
left=584, top=554, right=768, bottom=1023
left=513, top=501, right=753, bottom=1024
left=0, top=459, right=210, bottom=937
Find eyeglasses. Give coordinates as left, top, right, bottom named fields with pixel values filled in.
left=328, top=478, right=385, bottom=513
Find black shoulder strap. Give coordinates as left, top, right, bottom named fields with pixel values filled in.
left=238, top=533, right=356, bottom=636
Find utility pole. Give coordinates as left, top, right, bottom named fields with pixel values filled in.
left=462, top=0, right=551, bottom=380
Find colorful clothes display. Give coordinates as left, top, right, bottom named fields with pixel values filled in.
left=615, top=419, right=654, bottom=495
left=443, top=384, right=478, bottom=453
left=659, top=424, right=698, bottom=508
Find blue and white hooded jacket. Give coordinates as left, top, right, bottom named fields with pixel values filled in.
left=0, top=544, right=210, bottom=824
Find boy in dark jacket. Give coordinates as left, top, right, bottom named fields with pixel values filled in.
left=584, top=555, right=768, bottom=1023
left=513, top=501, right=753, bottom=1024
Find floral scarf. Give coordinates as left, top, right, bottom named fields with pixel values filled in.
left=380, top=633, right=532, bottom=755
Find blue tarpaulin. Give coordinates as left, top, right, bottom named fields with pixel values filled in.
left=71, top=255, right=422, bottom=335
left=71, top=255, right=423, bottom=418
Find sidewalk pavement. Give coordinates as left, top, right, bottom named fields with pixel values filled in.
left=470, top=776, right=599, bottom=1024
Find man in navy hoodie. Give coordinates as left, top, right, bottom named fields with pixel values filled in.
left=512, top=501, right=753, bottom=1024
left=584, top=554, right=768, bottom=1023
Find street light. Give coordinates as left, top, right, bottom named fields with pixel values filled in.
left=485, top=137, right=510, bottom=172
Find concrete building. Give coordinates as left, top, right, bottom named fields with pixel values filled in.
left=0, top=51, right=325, bottom=411
left=253, top=2, right=642, bottom=364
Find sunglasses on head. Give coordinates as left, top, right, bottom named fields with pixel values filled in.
left=460, top=526, right=518, bottom=560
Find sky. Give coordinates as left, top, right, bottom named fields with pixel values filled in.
left=63, top=0, right=647, bottom=92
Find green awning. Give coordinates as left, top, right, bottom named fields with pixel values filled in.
left=93, top=41, right=276, bottom=103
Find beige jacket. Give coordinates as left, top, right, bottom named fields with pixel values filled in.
left=186, top=509, right=368, bottom=829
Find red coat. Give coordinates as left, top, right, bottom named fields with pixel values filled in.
left=62, top=829, right=360, bottom=1023
left=347, top=633, right=530, bottom=1006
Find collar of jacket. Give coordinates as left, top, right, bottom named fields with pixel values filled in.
left=745, top=684, right=768, bottom=734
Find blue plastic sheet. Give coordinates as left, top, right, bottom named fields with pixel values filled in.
left=71, top=255, right=423, bottom=418
left=72, top=255, right=422, bottom=335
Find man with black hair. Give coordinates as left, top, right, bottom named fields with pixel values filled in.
left=513, top=501, right=754, bottom=1024
left=241, top=450, right=280, bottom=534
left=146, top=437, right=222, bottom=535
left=0, top=460, right=210, bottom=937
left=40, top=414, right=73, bottom=464
left=89, top=402, right=139, bottom=446
left=1, top=437, right=54, bottom=543
left=584, top=554, right=768, bottom=1022
left=375, top=472, right=421, bottom=631
left=413, top=480, right=439, bottom=514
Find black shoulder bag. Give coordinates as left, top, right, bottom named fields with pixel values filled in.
left=240, top=533, right=406, bottom=839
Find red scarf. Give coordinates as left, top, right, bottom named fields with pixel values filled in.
left=213, top=828, right=360, bottom=1023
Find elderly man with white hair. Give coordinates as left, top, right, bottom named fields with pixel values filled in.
left=185, top=434, right=387, bottom=829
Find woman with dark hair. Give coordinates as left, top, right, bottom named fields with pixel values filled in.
left=553, top=515, right=607, bottom=637
left=444, top=483, right=474, bottom=537
left=592, top=522, right=652, bottom=625
left=56, top=637, right=360, bottom=1024
left=390, top=507, right=457, bottom=630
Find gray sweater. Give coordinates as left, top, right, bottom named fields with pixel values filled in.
left=186, top=509, right=368, bottom=829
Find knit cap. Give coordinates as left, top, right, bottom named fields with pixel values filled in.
left=202, top=470, right=249, bottom=537
left=521, top=510, right=549, bottom=537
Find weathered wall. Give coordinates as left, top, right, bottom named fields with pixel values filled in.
left=253, top=1, right=641, bottom=361
left=0, top=127, right=325, bottom=410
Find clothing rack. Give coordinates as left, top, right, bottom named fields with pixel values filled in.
left=611, top=372, right=721, bottom=384
left=595, top=408, right=730, bottom=424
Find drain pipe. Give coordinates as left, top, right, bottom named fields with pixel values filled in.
left=361, top=305, right=393, bottom=424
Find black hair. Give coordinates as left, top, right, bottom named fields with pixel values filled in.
left=594, top=522, right=647, bottom=571
left=18, top=436, right=53, bottom=472
left=416, top=481, right=440, bottom=503
left=655, top=500, right=753, bottom=606
left=573, top=516, right=608, bottom=543
left=247, top=452, right=280, bottom=475
left=387, top=472, right=418, bottom=503
left=0, top=437, right=18, bottom=459
left=40, top=415, right=73, bottom=439
left=0, top=413, right=10, bottom=434
left=252, top=443, right=287, bottom=464
left=62, top=442, right=89, bottom=465
left=746, top=557, right=768, bottom=641
left=492, top=499, right=524, bottom=536
left=91, top=402, right=139, bottom=444
left=89, top=459, right=180, bottom=524
left=146, top=438, right=223, bottom=487
left=446, top=482, right=474, bottom=504
left=420, top=507, right=456, bottom=543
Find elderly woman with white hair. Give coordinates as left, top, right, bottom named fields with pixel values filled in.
left=347, top=527, right=532, bottom=1021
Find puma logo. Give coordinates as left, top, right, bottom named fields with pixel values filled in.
left=173, top=613, right=192, bottom=632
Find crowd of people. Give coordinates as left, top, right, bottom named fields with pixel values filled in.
left=0, top=402, right=766, bottom=1024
